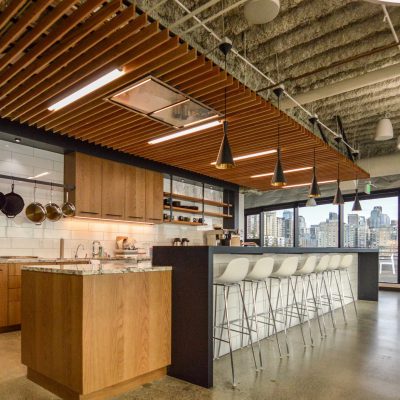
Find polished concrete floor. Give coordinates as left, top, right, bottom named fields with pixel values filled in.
left=0, top=292, right=399, bottom=399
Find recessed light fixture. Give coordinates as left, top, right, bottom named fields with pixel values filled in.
left=148, top=120, right=222, bottom=145
left=211, top=149, right=277, bottom=165
left=28, top=172, right=50, bottom=179
left=251, top=166, right=312, bottom=178
left=48, top=69, right=124, bottom=111
left=283, top=180, right=335, bottom=189
left=14, top=138, right=21, bottom=143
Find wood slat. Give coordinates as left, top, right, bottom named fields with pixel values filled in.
left=0, top=1, right=27, bottom=33
left=0, top=0, right=122, bottom=106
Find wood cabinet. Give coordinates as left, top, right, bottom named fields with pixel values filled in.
left=125, top=165, right=146, bottom=222
left=101, top=159, right=126, bottom=220
left=65, top=152, right=163, bottom=223
left=145, top=170, right=164, bottom=223
left=65, top=152, right=102, bottom=217
left=0, top=265, right=7, bottom=327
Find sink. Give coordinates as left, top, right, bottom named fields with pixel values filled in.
left=0, top=256, right=39, bottom=259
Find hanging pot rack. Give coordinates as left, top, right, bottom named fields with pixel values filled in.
left=0, top=174, right=74, bottom=191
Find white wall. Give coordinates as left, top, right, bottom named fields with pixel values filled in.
left=0, top=140, right=222, bottom=258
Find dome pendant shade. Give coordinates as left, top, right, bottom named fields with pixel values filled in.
left=215, top=122, right=235, bottom=169
left=308, top=167, right=321, bottom=198
left=352, top=189, right=362, bottom=211
left=306, top=197, right=317, bottom=207
left=375, top=118, right=393, bottom=141
left=271, top=148, right=286, bottom=187
left=244, top=0, right=280, bottom=24
left=333, top=181, right=344, bottom=205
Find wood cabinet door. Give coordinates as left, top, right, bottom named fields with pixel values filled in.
left=0, top=265, right=8, bottom=327
left=125, top=166, right=146, bottom=222
left=74, top=153, right=103, bottom=217
left=101, top=159, right=126, bottom=220
left=145, top=170, right=163, bottom=223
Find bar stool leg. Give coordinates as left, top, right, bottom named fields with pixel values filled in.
left=264, top=280, right=283, bottom=358
left=217, top=286, right=229, bottom=358
left=345, top=269, right=358, bottom=316
left=322, top=272, right=336, bottom=329
left=288, top=276, right=299, bottom=328
left=213, top=285, right=218, bottom=359
left=315, top=274, right=328, bottom=337
left=333, top=270, right=347, bottom=324
left=307, top=274, right=324, bottom=338
left=289, top=277, right=307, bottom=346
left=223, top=286, right=236, bottom=387
left=238, top=283, right=259, bottom=371
left=249, top=281, right=263, bottom=369
left=300, top=276, right=314, bottom=346
left=278, top=279, right=290, bottom=355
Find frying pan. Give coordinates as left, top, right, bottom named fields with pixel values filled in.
left=25, top=184, right=46, bottom=225
left=0, top=192, right=6, bottom=210
left=1, top=183, right=24, bottom=218
left=62, top=191, right=75, bottom=217
left=45, top=184, right=62, bottom=222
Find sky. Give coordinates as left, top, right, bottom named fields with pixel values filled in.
left=274, top=197, right=398, bottom=227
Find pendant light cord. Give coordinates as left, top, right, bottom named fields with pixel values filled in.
left=277, top=92, right=280, bottom=149
left=224, top=53, right=227, bottom=123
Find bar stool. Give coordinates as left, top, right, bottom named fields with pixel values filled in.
left=291, top=255, right=318, bottom=342
left=269, top=256, right=310, bottom=350
left=337, top=254, right=358, bottom=316
left=326, top=254, right=347, bottom=323
left=311, top=254, right=335, bottom=332
left=213, top=257, right=258, bottom=387
left=243, top=257, right=285, bottom=359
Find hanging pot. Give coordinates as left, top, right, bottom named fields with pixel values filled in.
left=25, top=184, right=46, bottom=225
left=45, top=184, right=62, bottom=222
left=0, top=192, right=6, bottom=210
left=61, top=191, right=75, bottom=217
left=1, top=183, right=24, bottom=218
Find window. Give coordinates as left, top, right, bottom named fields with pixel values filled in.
left=298, top=204, right=339, bottom=247
left=344, top=197, right=398, bottom=283
left=246, top=214, right=260, bottom=240
left=263, top=209, right=294, bottom=247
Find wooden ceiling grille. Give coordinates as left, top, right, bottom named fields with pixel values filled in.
left=0, top=0, right=369, bottom=191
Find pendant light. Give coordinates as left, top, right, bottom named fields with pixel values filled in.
left=215, top=39, right=235, bottom=170
left=333, top=163, right=344, bottom=205
left=308, top=117, right=321, bottom=198
left=306, top=197, right=317, bottom=207
left=271, top=87, right=286, bottom=186
left=352, top=177, right=362, bottom=211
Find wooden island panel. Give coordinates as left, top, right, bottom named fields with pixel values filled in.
left=22, top=270, right=171, bottom=400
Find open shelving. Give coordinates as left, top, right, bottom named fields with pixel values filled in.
left=163, top=192, right=232, bottom=208
left=163, top=205, right=232, bottom=218
left=163, top=219, right=206, bottom=226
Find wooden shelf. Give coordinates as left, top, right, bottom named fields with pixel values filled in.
left=163, top=192, right=232, bottom=208
left=164, top=206, right=202, bottom=215
left=164, top=206, right=232, bottom=219
left=163, top=220, right=206, bottom=226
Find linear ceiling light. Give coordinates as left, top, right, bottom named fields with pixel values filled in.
left=283, top=180, right=336, bottom=189
left=211, top=149, right=277, bottom=165
left=48, top=69, right=124, bottom=111
left=251, top=166, right=312, bottom=178
left=148, top=120, right=222, bottom=145
left=27, top=172, right=49, bottom=179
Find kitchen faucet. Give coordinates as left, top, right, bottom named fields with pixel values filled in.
left=92, top=240, right=101, bottom=258
left=74, top=244, right=85, bottom=259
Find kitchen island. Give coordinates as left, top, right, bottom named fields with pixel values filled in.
left=21, top=263, right=172, bottom=400
left=152, top=246, right=379, bottom=388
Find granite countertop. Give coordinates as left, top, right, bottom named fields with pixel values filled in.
left=22, top=263, right=172, bottom=275
left=0, top=256, right=150, bottom=264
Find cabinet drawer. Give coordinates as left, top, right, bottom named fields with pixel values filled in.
left=8, top=275, right=21, bottom=289
left=8, top=301, right=20, bottom=326
left=8, top=288, right=21, bottom=302
left=8, top=264, right=22, bottom=276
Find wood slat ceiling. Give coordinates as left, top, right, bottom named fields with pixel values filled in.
left=0, top=0, right=369, bottom=191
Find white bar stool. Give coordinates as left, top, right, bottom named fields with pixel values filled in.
left=243, top=257, right=284, bottom=359
left=291, top=255, right=318, bottom=343
left=269, top=256, right=310, bottom=350
left=337, top=254, right=358, bottom=316
left=213, top=257, right=258, bottom=387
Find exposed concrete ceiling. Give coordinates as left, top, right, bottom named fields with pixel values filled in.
left=137, top=0, right=400, bottom=159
